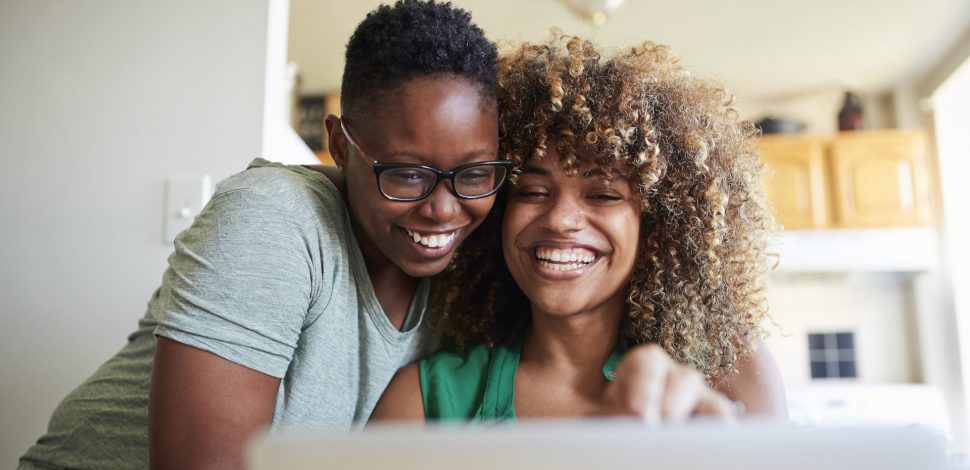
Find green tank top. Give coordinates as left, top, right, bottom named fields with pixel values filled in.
left=419, top=337, right=623, bottom=421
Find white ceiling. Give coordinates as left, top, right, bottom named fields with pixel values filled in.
left=288, top=0, right=970, bottom=100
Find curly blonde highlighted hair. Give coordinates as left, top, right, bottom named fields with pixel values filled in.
left=431, top=33, right=773, bottom=380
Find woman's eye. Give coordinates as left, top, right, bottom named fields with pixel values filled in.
left=458, top=170, right=489, bottom=182
left=513, top=187, right=549, bottom=199
left=589, top=193, right=624, bottom=201
left=389, top=171, right=426, bottom=183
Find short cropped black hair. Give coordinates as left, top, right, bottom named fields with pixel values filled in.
left=341, top=0, right=498, bottom=118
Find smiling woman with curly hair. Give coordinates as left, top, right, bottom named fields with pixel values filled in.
left=370, top=33, right=786, bottom=423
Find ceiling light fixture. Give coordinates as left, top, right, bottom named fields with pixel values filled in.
left=557, top=0, right=627, bottom=26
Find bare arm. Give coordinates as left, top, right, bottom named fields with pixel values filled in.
left=712, top=341, right=788, bottom=419
left=368, top=363, right=425, bottom=422
left=149, top=337, right=281, bottom=470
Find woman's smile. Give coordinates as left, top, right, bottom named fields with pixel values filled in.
left=529, top=243, right=601, bottom=279
left=502, top=152, right=642, bottom=319
left=400, top=225, right=463, bottom=257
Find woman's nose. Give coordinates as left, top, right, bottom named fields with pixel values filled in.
left=416, top=180, right=461, bottom=223
left=540, top=194, right=586, bottom=233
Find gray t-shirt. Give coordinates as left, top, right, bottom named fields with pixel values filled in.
left=20, top=158, right=438, bottom=470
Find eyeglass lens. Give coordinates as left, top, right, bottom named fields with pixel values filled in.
left=378, top=164, right=508, bottom=200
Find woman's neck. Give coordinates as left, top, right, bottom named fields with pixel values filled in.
left=513, top=305, right=623, bottom=417
left=522, top=307, right=621, bottom=373
left=350, top=208, right=418, bottom=331
left=366, top=261, right=418, bottom=331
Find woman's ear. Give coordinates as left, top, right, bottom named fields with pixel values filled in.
left=324, top=114, right=347, bottom=171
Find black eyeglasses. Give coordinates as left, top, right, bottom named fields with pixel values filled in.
left=340, top=118, right=512, bottom=202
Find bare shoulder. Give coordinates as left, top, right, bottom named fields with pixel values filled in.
left=712, top=341, right=788, bottom=420
left=369, top=363, right=425, bottom=422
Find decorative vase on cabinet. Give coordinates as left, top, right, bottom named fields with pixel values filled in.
left=837, top=91, right=865, bottom=131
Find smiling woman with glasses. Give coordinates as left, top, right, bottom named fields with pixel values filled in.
left=18, top=2, right=507, bottom=469
left=340, top=118, right=512, bottom=201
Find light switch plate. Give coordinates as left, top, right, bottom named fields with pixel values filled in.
left=164, top=174, right=213, bottom=243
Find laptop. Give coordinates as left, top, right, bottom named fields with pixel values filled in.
left=248, top=419, right=950, bottom=470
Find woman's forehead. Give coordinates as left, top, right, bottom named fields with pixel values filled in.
left=519, top=153, right=634, bottom=179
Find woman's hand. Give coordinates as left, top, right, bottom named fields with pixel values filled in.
left=598, top=344, right=739, bottom=424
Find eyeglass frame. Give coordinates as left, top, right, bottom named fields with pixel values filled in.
left=339, top=118, right=513, bottom=202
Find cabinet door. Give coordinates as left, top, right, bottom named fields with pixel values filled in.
left=760, top=137, right=830, bottom=230
left=829, top=130, right=931, bottom=227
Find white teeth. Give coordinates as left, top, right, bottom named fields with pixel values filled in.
left=535, top=247, right=596, bottom=265
left=538, top=261, right=584, bottom=271
left=406, top=229, right=456, bottom=249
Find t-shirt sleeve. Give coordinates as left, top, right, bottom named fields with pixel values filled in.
left=153, top=187, right=316, bottom=378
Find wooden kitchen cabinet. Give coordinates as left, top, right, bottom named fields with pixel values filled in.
left=759, top=129, right=932, bottom=230
left=759, top=136, right=830, bottom=230
left=828, top=131, right=932, bottom=228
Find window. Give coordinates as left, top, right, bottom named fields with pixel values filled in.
left=808, top=332, right=857, bottom=379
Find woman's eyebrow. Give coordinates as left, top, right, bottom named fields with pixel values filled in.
left=378, top=148, right=496, bottom=165
left=581, top=168, right=630, bottom=180
left=519, top=166, right=550, bottom=176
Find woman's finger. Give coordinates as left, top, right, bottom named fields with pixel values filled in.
left=660, top=365, right=706, bottom=423
left=614, top=344, right=670, bottom=424
left=607, top=344, right=741, bottom=425
left=693, top=389, right=741, bottom=422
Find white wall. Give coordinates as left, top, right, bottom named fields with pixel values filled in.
left=734, top=85, right=896, bottom=135
left=0, top=0, right=273, bottom=466
left=764, top=273, right=921, bottom=388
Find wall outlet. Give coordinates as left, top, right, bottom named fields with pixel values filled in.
left=163, top=174, right=213, bottom=243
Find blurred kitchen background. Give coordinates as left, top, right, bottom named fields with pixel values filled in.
left=2, top=0, right=969, bottom=467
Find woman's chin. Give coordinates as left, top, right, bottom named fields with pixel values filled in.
left=527, top=297, right=587, bottom=318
